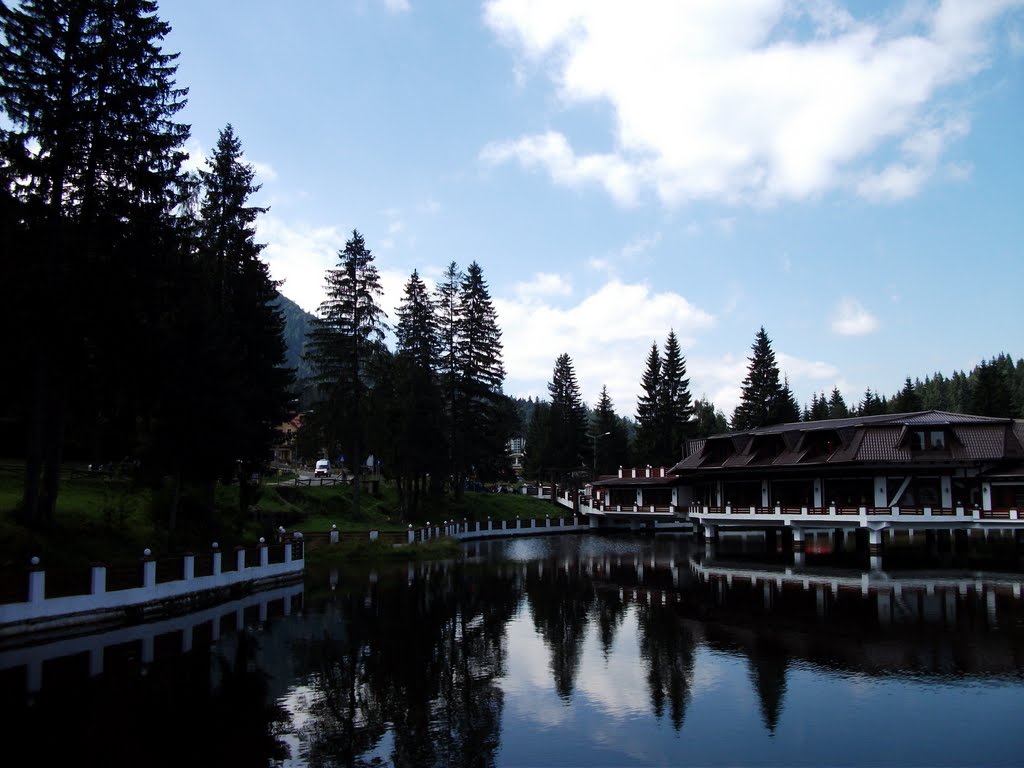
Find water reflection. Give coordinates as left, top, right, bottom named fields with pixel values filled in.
left=3, top=535, right=1024, bottom=766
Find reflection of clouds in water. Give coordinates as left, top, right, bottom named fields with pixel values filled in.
left=501, top=604, right=654, bottom=724
left=576, top=609, right=650, bottom=717
left=690, top=649, right=726, bottom=694
left=277, top=685, right=317, bottom=767
left=502, top=605, right=572, bottom=728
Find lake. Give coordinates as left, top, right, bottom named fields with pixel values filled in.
left=3, top=532, right=1024, bottom=767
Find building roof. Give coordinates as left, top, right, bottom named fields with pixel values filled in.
left=672, top=411, right=1023, bottom=476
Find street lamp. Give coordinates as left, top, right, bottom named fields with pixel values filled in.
left=586, top=431, right=611, bottom=473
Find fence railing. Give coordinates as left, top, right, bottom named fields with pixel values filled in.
left=0, top=539, right=305, bottom=636
left=688, top=504, right=1022, bottom=521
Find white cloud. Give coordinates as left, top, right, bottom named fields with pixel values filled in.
left=482, top=0, right=1022, bottom=206
left=496, top=279, right=715, bottom=411
left=831, top=297, right=881, bottom=335
left=382, top=0, right=410, bottom=14
left=513, top=272, right=572, bottom=301
left=250, top=160, right=278, bottom=182
left=480, top=131, right=641, bottom=205
left=258, top=217, right=343, bottom=314
left=620, top=232, right=661, bottom=260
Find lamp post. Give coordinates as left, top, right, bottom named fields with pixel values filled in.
left=586, top=431, right=611, bottom=474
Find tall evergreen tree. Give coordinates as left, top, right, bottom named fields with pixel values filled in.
left=893, top=376, right=922, bottom=413
left=659, top=330, right=693, bottom=463
left=153, top=124, right=292, bottom=530
left=732, top=327, right=783, bottom=430
left=970, top=358, right=1013, bottom=417
left=455, top=262, right=508, bottom=489
left=546, top=354, right=590, bottom=471
left=592, top=386, right=629, bottom=475
left=1, top=0, right=190, bottom=524
left=808, top=392, right=830, bottom=421
left=433, top=261, right=463, bottom=492
left=827, top=387, right=849, bottom=419
left=306, top=230, right=388, bottom=517
left=775, top=376, right=801, bottom=424
left=635, top=342, right=662, bottom=464
left=391, top=270, right=444, bottom=519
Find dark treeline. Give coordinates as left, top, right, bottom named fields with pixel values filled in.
left=0, top=0, right=518, bottom=531
left=299, top=251, right=515, bottom=522
left=0, top=0, right=291, bottom=534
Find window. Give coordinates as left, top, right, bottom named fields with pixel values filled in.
left=909, top=429, right=948, bottom=452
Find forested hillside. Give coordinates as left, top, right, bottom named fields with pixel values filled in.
left=274, top=292, right=316, bottom=385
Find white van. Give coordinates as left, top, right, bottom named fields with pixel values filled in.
left=314, top=459, right=331, bottom=478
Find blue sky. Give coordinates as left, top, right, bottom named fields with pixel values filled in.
left=161, top=0, right=1024, bottom=418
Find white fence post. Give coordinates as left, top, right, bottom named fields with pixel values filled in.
left=90, top=564, right=106, bottom=595
left=143, top=550, right=156, bottom=589
left=212, top=544, right=222, bottom=576
left=28, top=559, right=45, bottom=604
left=183, top=554, right=195, bottom=581
left=236, top=547, right=247, bottom=572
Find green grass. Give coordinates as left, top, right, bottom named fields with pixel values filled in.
left=0, top=465, right=560, bottom=567
left=305, top=537, right=462, bottom=565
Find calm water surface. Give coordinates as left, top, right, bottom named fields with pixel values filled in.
left=3, top=533, right=1024, bottom=767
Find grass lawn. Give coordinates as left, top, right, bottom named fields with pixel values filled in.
left=0, top=463, right=564, bottom=568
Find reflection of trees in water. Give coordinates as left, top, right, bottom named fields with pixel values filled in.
left=635, top=604, right=696, bottom=731
left=294, top=563, right=519, bottom=767
left=592, top=587, right=628, bottom=659
left=4, top=630, right=291, bottom=767
left=747, top=638, right=788, bottom=734
left=525, top=562, right=595, bottom=700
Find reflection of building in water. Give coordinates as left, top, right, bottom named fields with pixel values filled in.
left=687, top=557, right=1024, bottom=676
left=0, top=583, right=304, bottom=694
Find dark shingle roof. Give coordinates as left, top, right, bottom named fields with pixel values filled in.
left=671, top=412, right=1022, bottom=474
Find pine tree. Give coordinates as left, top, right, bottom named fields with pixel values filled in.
left=391, top=270, right=444, bottom=518
left=174, top=124, right=292, bottom=528
left=732, top=327, right=783, bottom=430
left=827, top=387, right=849, bottom=419
left=635, top=342, right=662, bottom=463
left=546, top=354, right=589, bottom=470
left=434, top=261, right=463, bottom=492
left=893, top=376, right=922, bottom=413
left=592, top=386, right=629, bottom=475
left=306, top=230, right=388, bottom=516
left=970, top=358, right=1013, bottom=417
left=455, top=262, right=508, bottom=488
left=1, top=0, right=190, bottom=524
left=774, top=376, right=802, bottom=424
left=809, top=392, right=830, bottom=421
left=659, top=330, right=694, bottom=463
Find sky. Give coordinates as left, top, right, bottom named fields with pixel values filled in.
left=160, top=0, right=1024, bottom=419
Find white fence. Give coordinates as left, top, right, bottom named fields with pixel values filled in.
left=0, top=540, right=305, bottom=638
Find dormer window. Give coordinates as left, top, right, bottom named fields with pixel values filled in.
left=910, top=430, right=947, bottom=452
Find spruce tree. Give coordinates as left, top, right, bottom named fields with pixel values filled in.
left=660, top=330, right=694, bottom=462
left=546, top=354, right=589, bottom=470
left=434, top=261, right=463, bottom=492
left=307, top=230, right=387, bottom=516
left=635, top=342, right=662, bottom=463
left=774, top=376, right=801, bottom=424
left=970, top=359, right=1013, bottom=417
left=827, top=388, right=849, bottom=419
left=194, top=124, right=292, bottom=525
left=391, top=270, right=444, bottom=518
left=1, top=0, right=189, bottom=524
left=732, top=327, right=783, bottom=430
left=893, top=376, right=923, bottom=413
left=455, top=262, right=508, bottom=488
left=592, top=386, right=629, bottom=475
